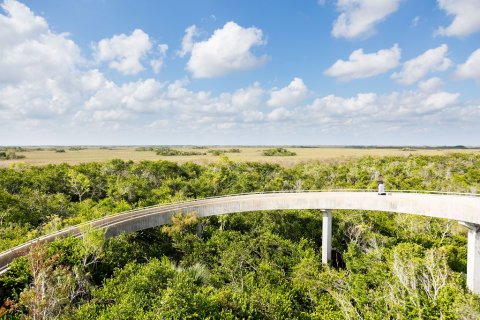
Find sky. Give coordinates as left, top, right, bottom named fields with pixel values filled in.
left=1, top=0, right=480, bottom=146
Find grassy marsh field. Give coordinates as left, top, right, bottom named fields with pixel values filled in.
left=1, top=146, right=479, bottom=167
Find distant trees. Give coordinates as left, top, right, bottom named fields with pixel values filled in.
left=207, top=148, right=241, bottom=156
left=155, top=148, right=205, bottom=156
left=0, top=150, right=25, bottom=160
left=262, top=147, right=296, bottom=156
left=135, top=146, right=206, bottom=156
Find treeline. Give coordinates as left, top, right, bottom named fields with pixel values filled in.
left=0, top=153, right=480, bottom=318
left=262, top=147, right=296, bottom=156
left=0, top=151, right=25, bottom=160
left=136, top=147, right=242, bottom=156
left=207, top=148, right=241, bottom=156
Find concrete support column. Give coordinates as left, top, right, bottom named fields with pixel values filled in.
left=462, top=222, right=480, bottom=294
left=322, top=209, right=332, bottom=265
left=460, top=221, right=480, bottom=294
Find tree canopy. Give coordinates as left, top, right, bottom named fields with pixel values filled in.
left=1, top=153, right=480, bottom=319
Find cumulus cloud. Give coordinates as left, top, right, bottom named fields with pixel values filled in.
left=311, top=93, right=377, bottom=115
left=418, top=77, right=444, bottom=92
left=436, top=0, right=480, bottom=37
left=324, top=44, right=401, bottom=81
left=267, top=78, right=309, bottom=108
left=92, top=109, right=133, bottom=122
left=267, top=107, right=292, bottom=121
left=232, top=83, right=264, bottom=109
left=186, top=21, right=267, bottom=78
left=455, top=48, right=480, bottom=81
left=303, top=90, right=460, bottom=125
left=84, top=78, right=166, bottom=112
left=69, top=81, right=468, bottom=142
left=150, top=43, right=168, bottom=74
left=1, top=1, right=477, bottom=145
left=392, top=44, right=452, bottom=85
left=0, top=0, right=47, bottom=43
left=94, top=29, right=152, bottom=75
left=0, top=0, right=81, bottom=85
left=177, top=25, right=199, bottom=57
left=332, top=0, right=401, bottom=39
left=0, top=0, right=84, bottom=122
left=81, top=69, right=109, bottom=92
left=0, top=78, right=82, bottom=120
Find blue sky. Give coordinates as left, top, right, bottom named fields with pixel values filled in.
left=1, top=0, right=480, bottom=145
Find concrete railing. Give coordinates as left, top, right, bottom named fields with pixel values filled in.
left=1, top=190, right=479, bottom=292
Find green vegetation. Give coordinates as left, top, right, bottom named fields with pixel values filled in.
left=0, top=150, right=25, bottom=160
left=1, top=154, right=480, bottom=318
left=155, top=147, right=205, bottom=156
left=2, top=146, right=479, bottom=167
left=208, top=148, right=241, bottom=156
left=68, top=147, right=86, bottom=151
left=135, top=146, right=158, bottom=151
left=263, top=147, right=297, bottom=156
left=135, top=146, right=206, bottom=156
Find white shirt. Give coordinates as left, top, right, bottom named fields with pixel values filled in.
left=378, top=183, right=385, bottom=194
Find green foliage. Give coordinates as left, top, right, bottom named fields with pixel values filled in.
left=208, top=148, right=241, bottom=156
left=68, top=147, right=85, bottom=151
left=262, top=147, right=297, bottom=156
left=0, top=150, right=25, bottom=160
left=135, top=146, right=207, bottom=156
left=155, top=147, right=206, bottom=156
left=0, top=153, right=480, bottom=318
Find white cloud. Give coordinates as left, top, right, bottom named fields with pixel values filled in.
left=392, top=44, right=452, bottom=85
left=147, top=119, right=169, bottom=129
left=303, top=90, right=460, bottom=124
left=332, top=0, right=401, bottom=39
left=0, top=78, right=82, bottom=120
left=177, top=25, right=199, bottom=57
left=455, top=48, right=480, bottom=81
left=217, top=122, right=236, bottom=129
left=150, top=43, right=168, bottom=74
left=0, top=0, right=48, bottom=46
left=186, top=21, right=267, bottom=78
left=421, top=92, right=459, bottom=112
left=92, top=109, right=132, bottom=122
left=0, top=0, right=84, bottom=122
left=325, top=44, right=401, bottom=81
left=232, top=83, right=264, bottom=109
left=94, top=29, right=152, bottom=75
left=81, top=69, right=109, bottom=92
left=84, top=78, right=166, bottom=112
left=267, top=78, right=309, bottom=108
left=3, top=1, right=478, bottom=145
left=418, top=77, right=444, bottom=92
left=436, top=0, right=480, bottom=37
left=267, top=107, right=292, bottom=121
left=0, top=0, right=81, bottom=85
left=307, top=93, right=378, bottom=117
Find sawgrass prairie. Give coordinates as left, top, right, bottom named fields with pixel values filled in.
left=1, top=147, right=479, bottom=167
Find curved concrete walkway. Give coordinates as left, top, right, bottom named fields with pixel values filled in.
left=1, top=191, right=479, bottom=292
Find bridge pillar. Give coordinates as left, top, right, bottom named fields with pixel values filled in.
left=322, top=209, right=332, bottom=264
left=460, top=222, right=480, bottom=294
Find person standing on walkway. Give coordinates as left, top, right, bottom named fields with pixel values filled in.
left=378, top=180, right=386, bottom=195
